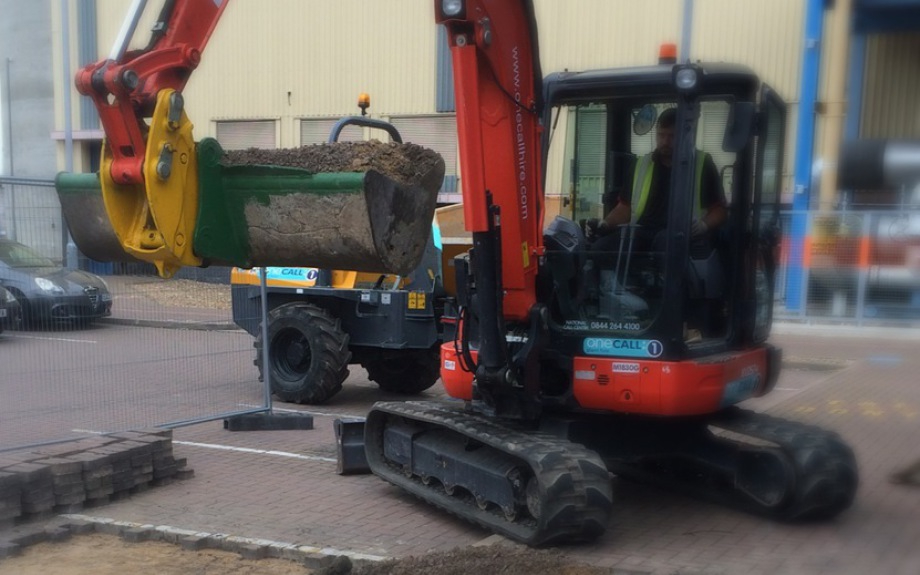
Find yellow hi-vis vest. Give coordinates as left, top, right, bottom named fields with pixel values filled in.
left=630, top=151, right=709, bottom=223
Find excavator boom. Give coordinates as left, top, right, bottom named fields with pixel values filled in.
left=437, top=0, right=544, bottom=319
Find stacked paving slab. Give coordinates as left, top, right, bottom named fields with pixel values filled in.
left=0, top=429, right=192, bottom=526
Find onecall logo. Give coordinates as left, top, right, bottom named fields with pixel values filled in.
left=584, top=338, right=663, bottom=358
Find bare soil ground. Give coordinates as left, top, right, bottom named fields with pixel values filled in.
left=0, top=533, right=611, bottom=575
left=0, top=534, right=311, bottom=575
left=350, top=545, right=612, bottom=575
left=130, top=278, right=232, bottom=310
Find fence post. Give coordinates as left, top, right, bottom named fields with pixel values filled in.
left=8, top=182, right=16, bottom=241
left=61, top=0, right=80, bottom=270
left=800, top=211, right=813, bottom=320
left=260, top=267, right=272, bottom=414
left=854, top=212, right=871, bottom=325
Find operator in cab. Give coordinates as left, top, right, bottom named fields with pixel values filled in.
left=591, top=107, right=727, bottom=254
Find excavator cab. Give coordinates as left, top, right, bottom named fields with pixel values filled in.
left=541, top=63, right=784, bottom=362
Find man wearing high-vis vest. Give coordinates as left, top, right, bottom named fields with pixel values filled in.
left=594, top=107, right=727, bottom=253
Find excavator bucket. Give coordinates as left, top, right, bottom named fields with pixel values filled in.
left=55, top=172, right=146, bottom=265
left=193, top=138, right=444, bottom=274
left=55, top=138, right=445, bottom=276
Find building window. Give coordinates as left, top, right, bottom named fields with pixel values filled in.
left=215, top=120, right=276, bottom=150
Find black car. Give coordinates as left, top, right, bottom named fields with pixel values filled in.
left=0, top=239, right=113, bottom=327
left=0, top=285, right=21, bottom=333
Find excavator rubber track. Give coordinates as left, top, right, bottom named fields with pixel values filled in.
left=603, top=407, right=858, bottom=521
left=364, top=401, right=613, bottom=546
left=710, top=407, right=859, bottom=519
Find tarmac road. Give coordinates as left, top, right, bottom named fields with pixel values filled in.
left=0, top=322, right=258, bottom=450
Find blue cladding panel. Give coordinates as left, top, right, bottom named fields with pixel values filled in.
left=788, top=0, right=826, bottom=311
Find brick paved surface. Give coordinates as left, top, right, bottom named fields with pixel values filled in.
left=5, top=279, right=920, bottom=574
left=28, top=326, right=915, bottom=575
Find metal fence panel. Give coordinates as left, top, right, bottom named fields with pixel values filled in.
left=0, top=178, right=64, bottom=261
left=4, top=178, right=919, bottom=449
left=776, top=209, right=920, bottom=325
left=0, top=178, right=269, bottom=452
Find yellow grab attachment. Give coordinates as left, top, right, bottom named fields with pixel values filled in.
left=99, top=89, right=202, bottom=278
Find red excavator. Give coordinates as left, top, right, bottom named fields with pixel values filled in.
left=60, top=0, right=857, bottom=547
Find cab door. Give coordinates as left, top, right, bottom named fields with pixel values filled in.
left=751, top=85, right=786, bottom=342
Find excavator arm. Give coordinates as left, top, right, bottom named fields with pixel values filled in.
left=76, top=0, right=227, bottom=187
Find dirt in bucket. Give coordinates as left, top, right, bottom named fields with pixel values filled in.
left=222, top=140, right=444, bottom=187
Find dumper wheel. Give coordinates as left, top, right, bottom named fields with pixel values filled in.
left=255, top=303, right=351, bottom=404
left=362, top=345, right=440, bottom=395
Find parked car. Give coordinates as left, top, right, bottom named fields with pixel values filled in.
left=0, top=285, right=21, bottom=333
left=0, top=239, right=113, bottom=328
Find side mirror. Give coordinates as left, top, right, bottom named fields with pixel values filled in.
left=633, top=104, right=658, bottom=136
left=723, top=102, right=755, bottom=153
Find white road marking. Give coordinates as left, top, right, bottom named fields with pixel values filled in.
left=173, top=440, right=337, bottom=463
left=70, top=429, right=337, bottom=463
left=9, top=334, right=97, bottom=344
left=61, top=514, right=388, bottom=562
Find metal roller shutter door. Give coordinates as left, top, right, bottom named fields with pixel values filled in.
left=215, top=120, right=277, bottom=150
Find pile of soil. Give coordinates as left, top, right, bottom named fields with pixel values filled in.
left=222, top=140, right=443, bottom=188
left=220, top=140, right=445, bottom=275
left=0, top=534, right=310, bottom=575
